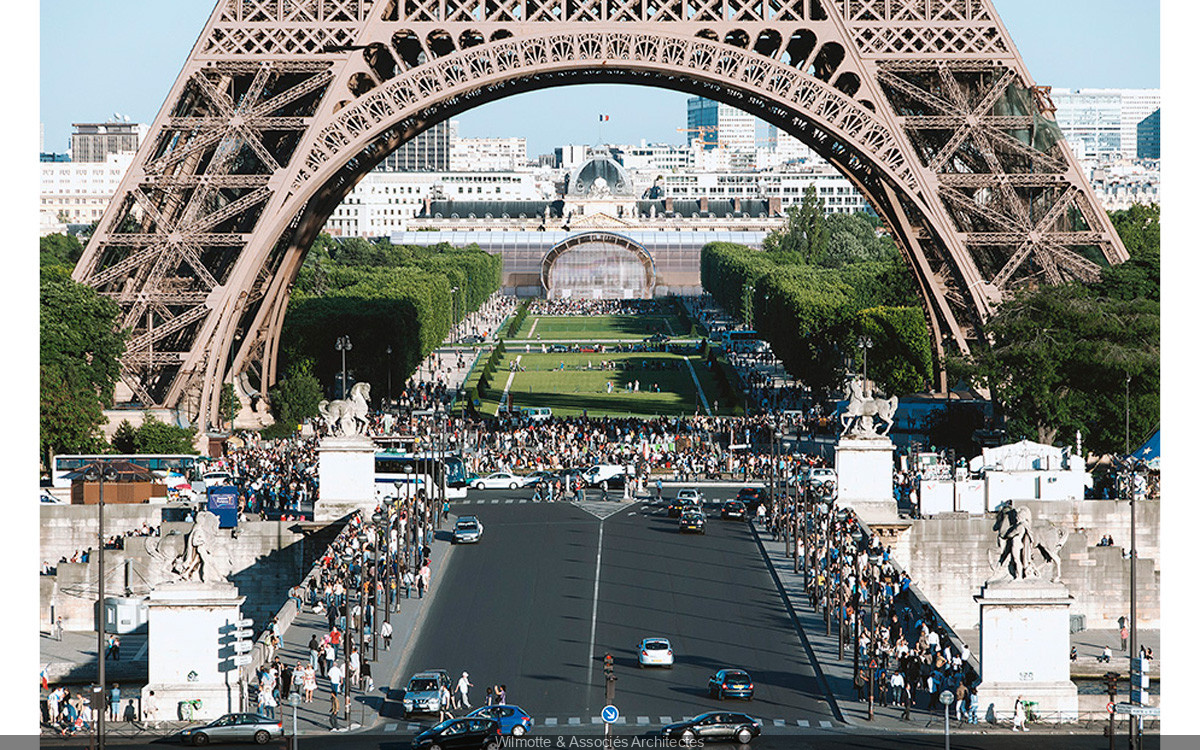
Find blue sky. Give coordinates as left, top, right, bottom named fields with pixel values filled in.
left=39, top=0, right=1160, bottom=155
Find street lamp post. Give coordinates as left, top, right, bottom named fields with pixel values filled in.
left=939, top=690, right=954, bottom=750
left=858, top=336, right=873, bottom=389
left=341, top=553, right=353, bottom=721
left=84, top=461, right=118, bottom=750
left=386, top=346, right=393, bottom=408
left=371, top=513, right=383, bottom=661
left=335, top=336, right=352, bottom=399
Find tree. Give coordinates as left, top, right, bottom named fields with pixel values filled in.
left=761, top=185, right=829, bottom=264
left=269, top=360, right=323, bottom=430
left=40, top=233, right=84, bottom=270
left=41, top=271, right=127, bottom=464
left=134, top=414, right=198, bottom=454
left=111, top=420, right=138, bottom=453
left=219, top=383, right=241, bottom=430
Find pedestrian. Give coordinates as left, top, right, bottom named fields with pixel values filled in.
left=144, top=690, right=157, bottom=727
left=1012, top=695, right=1027, bottom=732
left=457, top=671, right=473, bottom=708
left=381, top=619, right=393, bottom=649
left=1100, top=645, right=1112, bottom=663
left=54, top=617, right=64, bottom=642
left=109, top=683, right=121, bottom=721
left=328, top=662, right=343, bottom=699
left=1121, top=625, right=1129, bottom=651
left=485, top=687, right=493, bottom=706
left=498, top=685, right=507, bottom=704
left=329, top=692, right=340, bottom=730
left=363, top=659, right=374, bottom=692
left=308, top=634, right=320, bottom=669
left=417, top=573, right=425, bottom=599
left=1070, top=645, right=1077, bottom=662
left=438, top=682, right=454, bottom=720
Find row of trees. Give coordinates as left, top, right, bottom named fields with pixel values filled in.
left=273, top=235, right=502, bottom=428
left=702, top=187, right=931, bottom=396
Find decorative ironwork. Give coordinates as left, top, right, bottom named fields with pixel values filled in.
left=74, top=0, right=1127, bottom=432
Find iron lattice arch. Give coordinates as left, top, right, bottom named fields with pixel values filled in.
left=74, top=0, right=1128, bottom=431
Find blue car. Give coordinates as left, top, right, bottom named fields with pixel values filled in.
left=466, top=705, right=534, bottom=736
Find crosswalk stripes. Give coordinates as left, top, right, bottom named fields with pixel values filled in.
left=636, top=716, right=650, bottom=725
left=591, top=716, right=603, bottom=724
left=407, top=723, right=421, bottom=732
left=568, top=717, right=581, bottom=726
left=543, top=718, right=558, bottom=727
left=659, top=716, right=672, bottom=724
left=384, top=724, right=397, bottom=732
left=773, top=719, right=785, bottom=727
left=797, top=720, right=810, bottom=727
left=819, top=720, right=833, bottom=728
left=491, top=499, right=500, bottom=504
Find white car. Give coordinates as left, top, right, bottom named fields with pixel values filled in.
left=472, top=471, right=531, bottom=490
left=452, top=516, right=484, bottom=543
left=40, top=491, right=63, bottom=504
left=809, top=468, right=837, bottom=487
left=638, top=637, right=675, bottom=668
left=675, top=488, right=703, bottom=503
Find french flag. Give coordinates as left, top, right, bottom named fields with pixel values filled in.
left=599, top=114, right=610, bottom=122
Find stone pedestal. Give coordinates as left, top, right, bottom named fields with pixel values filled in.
left=974, top=580, right=1078, bottom=723
left=140, top=582, right=246, bottom=722
left=317, top=435, right=377, bottom=521
left=834, top=437, right=899, bottom=524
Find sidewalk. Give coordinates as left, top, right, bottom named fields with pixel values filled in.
left=266, top=526, right=459, bottom=734
left=751, top=522, right=966, bottom=733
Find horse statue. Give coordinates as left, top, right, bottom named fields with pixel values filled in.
left=318, top=382, right=371, bottom=436
left=840, top=378, right=899, bottom=438
left=988, top=504, right=1066, bottom=583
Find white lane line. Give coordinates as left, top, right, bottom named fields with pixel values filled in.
left=797, top=720, right=809, bottom=727
left=491, top=499, right=500, bottom=504
left=505, top=499, right=515, bottom=504
left=681, top=356, right=712, bottom=416
left=773, top=719, right=785, bottom=727
left=543, top=718, right=558, bottom=727
left=384, top=723, right=397, bottom=732
left=499, top=353, right=523, bottom=406
left=819, top=720, right=832, bottom=728
left=585, top=521, right=605, bottom=701
left=519, top=499, right=528, bottom=503
left=528, top=317, right=539, bottom=338
left=591, top=717, right=603, bottom=725
left=637, top=716, right=650, bottom=725
left=568, top=717, right=582, bottom=726
left=407, top=723, right=421, bottom=731
left=659, top=716, right=672, bottom=724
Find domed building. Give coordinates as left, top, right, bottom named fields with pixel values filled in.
left=562, top=151, right=640, bottom=220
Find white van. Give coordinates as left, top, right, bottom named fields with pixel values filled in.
left=582, top=464, right=631, bottom=486
left=523, top=407, right=552, bottom=422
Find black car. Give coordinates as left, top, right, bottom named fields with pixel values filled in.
left=679, top=509, right=706, bottom=534
left=736, top=487, right=763, bottom=515
left=721, top=500, right=747, bottom=520
left=661, top=712, right=762, bottom=744
left=412, top=717, right=502, bottom=750
left=644, top=333, right=670, bottom=343
left=549, top=344, right=570, bottom=353
left=708, top=669, right=754, bottom=699
left=667, top=498, right=691, bottom=517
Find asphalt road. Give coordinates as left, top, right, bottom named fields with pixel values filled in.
left=387, top=486, right=835, bottom=731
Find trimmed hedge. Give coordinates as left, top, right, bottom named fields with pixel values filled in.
left=506, top=300, right=530, bottom=338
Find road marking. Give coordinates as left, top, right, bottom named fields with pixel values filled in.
left=500, top=353, right=523, bottom=405
left=681, top=356, right=712, bottom=416
left=591, top=716, right=604, bottom=724
left=626, top=512, right=637, bottom=517
left=134, top=640, right=148, bottom=661
left=819, top=720, right=832, bottom=728
left=491, top=499, right=500, bottom=504
left=384, top=723, right=397, bottom=732
left=585, top=521, right=604, bottom=700
left=797, top=720, right=809, bottom=727
left=407, top=723, right=421, bottom=732
left=505, top=499, right=515, bottom=504
left=569, top=717, right=582, bottom=726
left=519, top=499, right=527, bottom=503
left=544, top=718, right=558, bottom=727
left=659, top=716, right=672, bottom=724
left=528, top=318, right=539, bottom=338
left=637, top=716, right=649, bottom=725
left=773, top=719, right=785, bottom=727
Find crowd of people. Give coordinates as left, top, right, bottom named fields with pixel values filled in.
left=761, top=491, right=981, bottom=725
left=527, top=298, right=670, bottom=317
left=206, top=438, right=318, bottom=520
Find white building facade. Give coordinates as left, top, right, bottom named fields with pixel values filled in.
left=40, top=152, right=136, bottom=234
left=661, top=165, right=867, bottom=214
left=450, top=136, right=527, bottom=171
left=1051, top=88, right=1161, bottom=163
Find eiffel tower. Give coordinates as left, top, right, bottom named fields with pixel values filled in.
left=73, top=0, right=1127, bottom=431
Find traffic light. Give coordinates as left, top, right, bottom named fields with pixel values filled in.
left=1103, top=671, right=1121, bottom=698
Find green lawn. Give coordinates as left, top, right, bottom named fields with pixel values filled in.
left=512, top=315, right=680, bottom=340
left=478, top=351, right=728, bottom=418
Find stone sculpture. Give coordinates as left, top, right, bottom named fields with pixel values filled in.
left=146, top=511, right=233, bottom=584
left=317, top=381, right=371, bottom=436
left=990, top=504, right=1066, bottom=582
left=839, top=378, right=898, bottom=438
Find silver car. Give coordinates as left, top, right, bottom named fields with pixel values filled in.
left=453, top=516, right=484, bottom=544
left=178, top=713, right=282, bottom=745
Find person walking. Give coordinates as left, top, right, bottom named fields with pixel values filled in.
left=363, top=659, right=374, bottom=693
left=329, top=692, right=340, bottom=730
left=381, top=619, right=393, bottom=649
left=438, top=683, right=454, bottom=721
left=308, top=634, right=320, bottom=669
left=1121, top=625, right=1129, bottom=651
left=1012, top=695, right=1027, bottom=732
left=109, top=683, right=121, bottom=722
left=457, top=671, right=473, bottom=709
left=328, top=662, right=343, bottom=700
